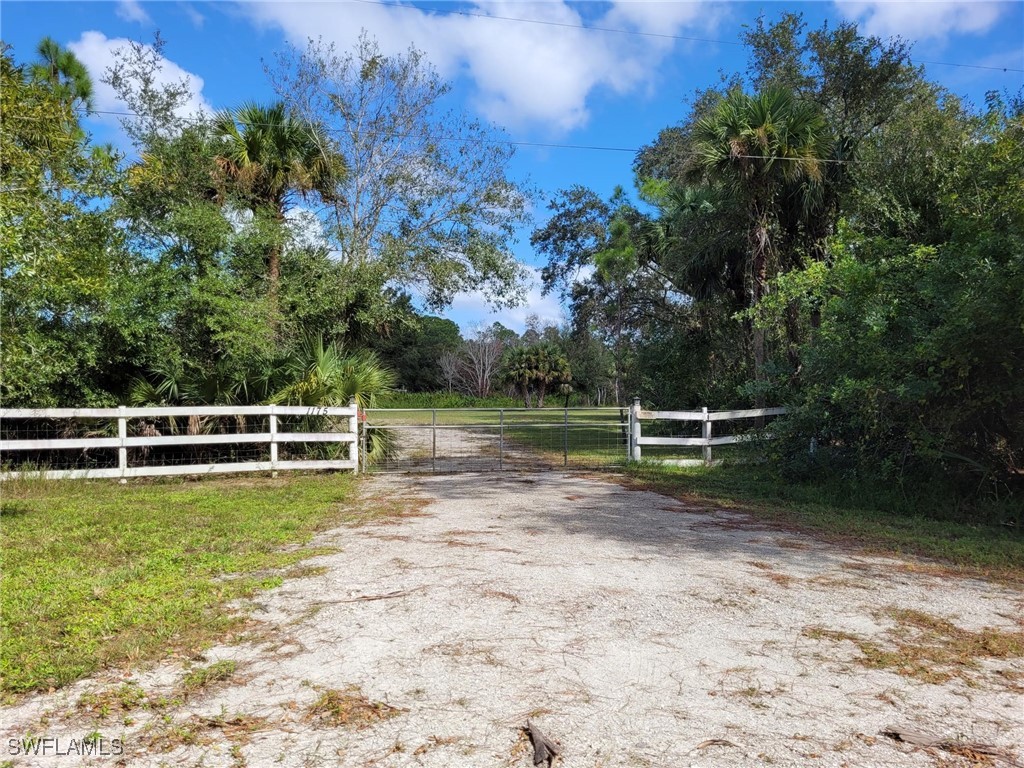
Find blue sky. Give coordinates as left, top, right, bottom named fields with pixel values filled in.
left=3, top=1, right=1023, bottom=333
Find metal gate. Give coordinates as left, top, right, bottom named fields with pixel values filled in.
left=361, top=408, right=629, bottom=473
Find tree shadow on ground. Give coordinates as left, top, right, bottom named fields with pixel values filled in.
left=404, top=470, right=858, bottom=575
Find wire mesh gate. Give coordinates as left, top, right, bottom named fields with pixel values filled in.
left=361, top=408, right=630, bottom=473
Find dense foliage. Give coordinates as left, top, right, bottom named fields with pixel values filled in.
left=1, top=36, right=530, bottom=409
left=532, top=15, right=1023, bottom=503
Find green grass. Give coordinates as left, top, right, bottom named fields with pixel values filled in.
left=625, top=463, right=1024, bottom=582
left=0, top=473, right=376, bottom=695
left=181, top=660, right=237, bottom=694
left=375, top=392, right=523, bottom=409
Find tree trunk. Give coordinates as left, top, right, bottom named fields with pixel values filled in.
left=536, top=382, right=547, bottom=409
left=785, top=302, right=802, bottom=373
left=268, top=206, right=285, bottom=334
left=749, top=205, right=771, bottom=414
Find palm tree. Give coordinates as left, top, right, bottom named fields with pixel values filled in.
left=268, top=333, right=395, bottom=409
left=502, top=346, right=534, bottom=407
left=529, top=342, right=572, bottom=409
left=639, top=183, right=747, bottom=309
left=31, top=36, right=94, bottom=112
left=267, top=334, right=398, bottom=464
left=213, top=102, right=344, bottom=317
left=129, top=337, right=397, bottom=462
left=689, top=87, right=829, bottom=398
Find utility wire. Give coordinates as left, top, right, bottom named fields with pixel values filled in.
left=350, top=0, right=1024, bottom=74
left=350, top=0, right=742, bottom=47
left=77, top=108, right=863, bottom=162
left=82, top=107, right=640, bottom=152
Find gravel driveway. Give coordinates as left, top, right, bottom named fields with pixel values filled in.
left=5, top=471, right=1023, bottom=767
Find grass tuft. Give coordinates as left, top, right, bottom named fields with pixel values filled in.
left=804, top=607, right=1024, bottom=685
left=305, top=686, right=403, bottom=728
left=182, top=660, right=237, bottom=695
left=76, top=682, right=148, bottom=719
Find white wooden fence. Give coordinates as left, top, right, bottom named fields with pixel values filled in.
left=1, top=399, right=783, bottom=479
left=0, top=403, right=358, bottom=480
left=628, top=399, right=786, bottom=466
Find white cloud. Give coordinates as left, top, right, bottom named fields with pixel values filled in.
left=836, top=1, right=1006, bottom=41
left=181, top=3, right=205, bottom=29
left=444, top=266, right=565, bottom=334
left=603, top=0, right=714, bottom=36
left=240, top=0, right=720, bottom=133
left=68, top=31, right=213, bottom=132
left=116, top=0, right=152, bottom=25
left=285, top=206, right=331, bottom=251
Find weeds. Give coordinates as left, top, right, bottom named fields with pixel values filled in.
left=804, top=607, right=1024, bottom=684
left=76, top=682, right=148, bottom=719
left=182, top=660, right=237, bottom=695
left=305, top=686, right=402, bottom=728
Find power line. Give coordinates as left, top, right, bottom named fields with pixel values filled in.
left=84, top=107, right=640, bottom=152
left=919, top=58, right=1023, bottom=73
left=81, top=108, right=866, bottom=163
left=349, top=0, right=1024, bottom=74
left=350, top=0, right=742, bottom=47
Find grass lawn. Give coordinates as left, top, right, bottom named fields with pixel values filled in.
left=625, top=463, right=1024, bottom=584
left=0, top=473, right=379, bottom=696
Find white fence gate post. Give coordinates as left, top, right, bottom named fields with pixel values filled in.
left=348, top=399, right=358, bottom=473
left=702, top=406, right=712, bottom=465
left=269, top=405, right=278, bottom=477
left=630, top=398, right=642, bottom=462
left=117, top=405, right=128, bottom=482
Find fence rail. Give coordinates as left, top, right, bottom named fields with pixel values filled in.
left=629, top=401, right=785, bottom=466
left=0, top=403, right=358, bottom=480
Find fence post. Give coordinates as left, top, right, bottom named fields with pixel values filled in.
left=348, top=399, right=358, bottom=473
left=431, top=409, right=437, bottom=473
left=361, top=415, right=368, bottom=473
left=269, top=406, right=278, bottom=477
left=630, top=397, right=642, bottom=462
left=117, top=405, right=127, bottom=482
left=702, top=406, right=712, bottom=465
left=565, top=409, right=573, bottom=468
left=498, top=409, right=504, bottom=471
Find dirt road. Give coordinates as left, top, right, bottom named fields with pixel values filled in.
left=5, top=472, right=1022, bottom=767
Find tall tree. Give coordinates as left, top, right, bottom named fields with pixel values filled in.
left=689, top=87, right=828, bottom=398
left=0, top=49, right=123, bottom=406
left=31, top=36, right=94, bottom=112
left=502, top=346, right=535, bottom=407
left=213, top=101, right=344, bottom=317
left=526, top=342, right=572, bottom=409
left=269, top=33, right=530, bottom=309
left=457, top=327, right=505, bottom=398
